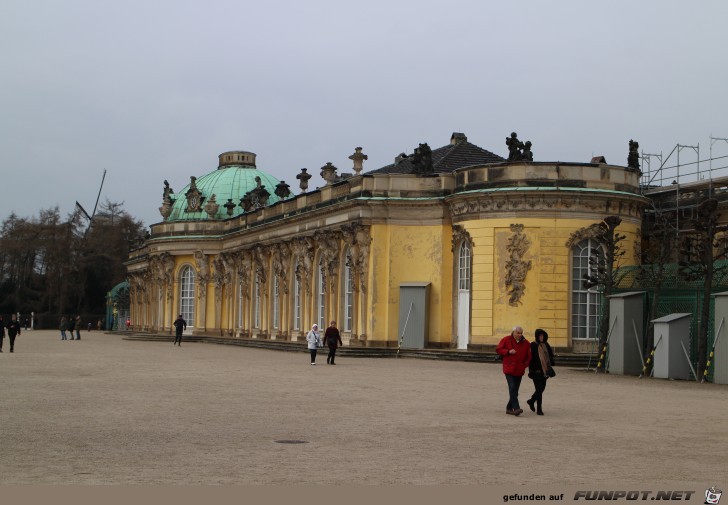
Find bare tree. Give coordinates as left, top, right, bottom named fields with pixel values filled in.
left=638, top=207, right=678, bottom=354
left=678, top=198, right=728, bottom=379
left=581, top=216, right=628, bottom=354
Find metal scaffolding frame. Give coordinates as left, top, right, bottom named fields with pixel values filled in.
left=641, top=136, right=728, bottom=191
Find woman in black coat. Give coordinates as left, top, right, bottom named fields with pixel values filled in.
left=527, top=328, right=555, bottom=416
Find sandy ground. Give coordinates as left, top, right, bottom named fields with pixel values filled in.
left=0, top=330, right=725, bottom=487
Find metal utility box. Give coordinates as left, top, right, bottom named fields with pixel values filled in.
left=607, top=292, right=644, bottom=375
left=651, top=313, right=692, bottom=380
left=712, top=292, right=728, bottom=384
left=398, top=283, right=430, bottom=349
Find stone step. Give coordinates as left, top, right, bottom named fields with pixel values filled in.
left=121, top=333, right=598, bottom=367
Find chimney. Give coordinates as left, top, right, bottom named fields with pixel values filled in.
left=450, top=132, right=467, bottom=145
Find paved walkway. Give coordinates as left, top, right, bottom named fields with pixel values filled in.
left=0, top=330, right=725, bottom=486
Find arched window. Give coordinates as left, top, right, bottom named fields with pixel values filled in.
left=458, top=242, right=472, bottom=290
left=343, top=249, right=353, bottom=332
left=456, top=241, right=472, bottom=350
left=180, top=266, right=195, bottom=328
left=572, top=239, right=603, bottom=339
left=293, top=260, right=301, bottom=331
left=253, top=270, right=261, bottom=329
left=237, top=279, right=243, bottom=329
left=272, top=276, right=280, bottom=329
left=317, top=258, right=326, bottom=329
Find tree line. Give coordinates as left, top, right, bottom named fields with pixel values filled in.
left=0, top=200, right=147, bottom=324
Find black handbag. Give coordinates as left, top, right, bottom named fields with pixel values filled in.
left=546, top=367, right=556, bottom=378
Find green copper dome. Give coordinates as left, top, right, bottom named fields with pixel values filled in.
left=162, top=151, right=289, bottom=221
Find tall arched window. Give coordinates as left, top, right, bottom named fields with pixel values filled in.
left=343, top=249, right=353, bottom=332
left=458, top=242, right=472, bottom=290
left=253, top=270, right=261, bottom=329
left=456, top=241, right=472, bottom=349
left=572, top=239, right=603, bottom=339
left=293, top=260, right=301, bottom=331
left=237, top=280, right=243, bottom=329
left=317, top=258, right=326, bottom=329
left=180, top=266, right=195, bottom=328
left=272, top=276, right=280, bottom=329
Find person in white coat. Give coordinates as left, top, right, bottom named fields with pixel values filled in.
left=306, top=324, right=321, bottom=365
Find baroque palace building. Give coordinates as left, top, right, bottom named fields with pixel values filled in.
left=126, top=132, right=648, bottom=351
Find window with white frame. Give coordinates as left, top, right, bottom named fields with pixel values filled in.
left=180, top=266, right=195, bottom=327
left=317, top=258, right=326, bottom=328
left=237, top=280, right=243, bottom=328
left=458, top=241, right=472, bottom=290
left=572, top=239, right=603, bottom=339
left=343, top=250, right=353, bottom=332
left=273, top=276, right=280, bottom=329
left=253, top=270, right=261, bottom=328
left=293, top=260, right=301, bottom=331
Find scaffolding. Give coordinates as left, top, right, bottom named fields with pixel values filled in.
left=641, top=136, right=728, bottom=191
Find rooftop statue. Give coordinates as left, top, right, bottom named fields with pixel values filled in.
left=627, top=139, right=640, bottom=170
left=506, top=132, right=534, bottom=162
left=411, top=143, right=433, bottom=174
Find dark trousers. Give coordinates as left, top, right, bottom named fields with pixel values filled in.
left=174, top=333, right=183, bottom=345
left=8, top=334, right=17, bottom=352
left=530, top=377, right=547, bottom=412
left=505, top=374, right=522, bottom=411
left=0, top=335, right=3, bottom=350
left=76, top=329, right=81, bottom=340
left=309, top=349, right=317, bottom=363
left=327, top=346, right=337, bottom=364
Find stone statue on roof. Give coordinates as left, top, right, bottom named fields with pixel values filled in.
left=627, top=139, right=640, bottom=170
left=506, top=132, right=534, bottom=162
left=411, top=143, right=433, bottom=174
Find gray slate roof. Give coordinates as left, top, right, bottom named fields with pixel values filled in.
left=368, top=139, right=505, bottom=175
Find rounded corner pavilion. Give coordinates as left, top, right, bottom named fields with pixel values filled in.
left=126, top=133, right=649, bottom=351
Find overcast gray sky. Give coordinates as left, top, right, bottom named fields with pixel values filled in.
left=2, top=0, right=727, bottom=229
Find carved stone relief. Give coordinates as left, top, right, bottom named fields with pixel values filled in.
left=341, top=222, right=372, bottom=293
left=236, top=250, right=253, bottom=299
left=291, top=236, right=314, bottom=295
left=194, top=250, right=210, bottom=299
left=271, top=243, right=290, bottom=294
left=314, top=229, right=341, bottom=292
left=451, top=225, right=474, bottom=252
left=253, top=245, right=268, bottom=287
left=504, top=224, right=532, bottom=307
left=449, top=194, right=643, bottom=220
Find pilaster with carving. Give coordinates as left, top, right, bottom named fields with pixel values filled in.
left=292, top=237, right=314, bottom=295
left=314, top=229, right=341, bottom=292
left=271, top=243, right=290, bottom=295
left=235, top=249, right=253, bottom=337
left=194, top=251, right=210, bottom=330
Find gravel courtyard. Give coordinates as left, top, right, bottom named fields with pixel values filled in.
left=0, top=330, right=725, bottom=487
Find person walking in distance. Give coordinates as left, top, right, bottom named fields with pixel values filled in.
left=6, top=313, right=22, bottom=353
left=173, top=314, right=187, bottom=346
left=306, top=324, right=321, bottom=365
left=527, top=328, right=555, bottom=416
left=496, top=325, right=532, bottom=416
left=323, top=320, right=343, bottom=365
left=68, top=315, right=76, bottom=340
left=0, top=315, right=5, bottom=352
left=60, top=316, right=68, bottom=340
left=74, top=315, right=82, bottom=340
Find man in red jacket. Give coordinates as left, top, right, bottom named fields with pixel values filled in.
left=496, top=326, right=532, bottom=416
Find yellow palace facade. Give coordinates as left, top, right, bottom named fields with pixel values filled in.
left=126, top=132, right=648, bottom=351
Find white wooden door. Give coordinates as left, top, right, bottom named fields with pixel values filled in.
left=457, top=291, right=470, bottom=350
